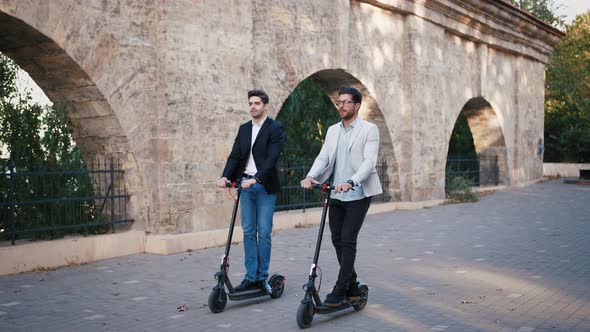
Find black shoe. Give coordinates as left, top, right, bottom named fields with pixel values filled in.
left=235, top=279, right=258, bottom=292
left=324, top=284, right=347, bottom=307
left=324, top=292, right=347, bottom=307
left=347, top=281, right=362, bottom=300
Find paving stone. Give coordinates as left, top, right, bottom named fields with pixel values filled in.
left=0, top=180, right=589, bottom=331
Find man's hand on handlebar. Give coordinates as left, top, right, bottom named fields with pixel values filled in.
left=334, top=182, right=353, bottom=193
left=300, top=176, right=320, bottom=189
left=216, top=177, right=230, bottom=188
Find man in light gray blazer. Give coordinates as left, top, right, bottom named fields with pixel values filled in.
left=301, top=86, right=382, bottom=306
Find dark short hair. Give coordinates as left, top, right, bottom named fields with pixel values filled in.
left=248, top=89, right=269, bottom=104
left=338, top=86, right=362, bottom=104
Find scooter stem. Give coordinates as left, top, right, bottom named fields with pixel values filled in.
left=224, top=186, right=242, bottom=258
left=311, top=189, right=331, bottom=273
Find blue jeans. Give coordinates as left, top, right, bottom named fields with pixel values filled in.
left=240, top=182, right=276, bottom=282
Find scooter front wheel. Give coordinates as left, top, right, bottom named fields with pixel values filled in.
left=208, top=287, right=227, bottom=313
left=296, top=300, right=315, bottom=329
left=269, top=274, right=285, bottom=299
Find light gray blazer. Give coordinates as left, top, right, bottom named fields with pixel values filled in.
left=307, top=119, right=383, bottom=197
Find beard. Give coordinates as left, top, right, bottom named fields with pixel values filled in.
left=340, top=110, right=355, bottom=120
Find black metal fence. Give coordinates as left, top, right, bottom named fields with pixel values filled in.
left=0, top=159, right=132, bottom=245
left=0, top=154, right=496, bottom=244
left=276, top=158, right=389, bottom=211
left=445, top=155, right=500, bottom=187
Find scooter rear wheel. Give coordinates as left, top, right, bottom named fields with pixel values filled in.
left=352, top=285, right=369, bottom=311
left=269, top=274, right=285, bottom=299
left=208, top=287, right=227, bottom=313
left=296, top=300, right=315, bottom=329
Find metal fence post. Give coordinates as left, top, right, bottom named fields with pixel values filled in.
left=476, top=157, right=480, bottom=186
left=10, top=162, right=16, bottom=245
left=110, top=158, right=115, bottom=233
left=380, top=158, right=386, bottom=202
left=495, top=155, right=499, bottom=185
left=302, top=182, right=306, bottom=213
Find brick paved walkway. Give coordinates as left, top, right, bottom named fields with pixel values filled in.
left=1, top=180, right=589, bottom=331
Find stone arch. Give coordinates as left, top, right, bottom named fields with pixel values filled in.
left=279, top=68, right=400, bottom=201
left=0, top=11, right=143, bottom=228
left=448, top=97, right=509, bottom=186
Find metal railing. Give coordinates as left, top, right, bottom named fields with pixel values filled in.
left=276, top=158, right=389, bottom=211
left=0, top=159, right=132, bottom=245
left=445, top=155, right=499, bottom=187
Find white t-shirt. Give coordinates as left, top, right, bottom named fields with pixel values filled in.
left=244, top=116, right=267, bottom=176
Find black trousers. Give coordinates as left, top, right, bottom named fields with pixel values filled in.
left=328, top=196, right=372, bottom=293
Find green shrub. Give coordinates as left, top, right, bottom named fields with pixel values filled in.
left=446, top=176, right=479, bottom=203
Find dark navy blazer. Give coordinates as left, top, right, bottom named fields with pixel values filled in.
left=222, top=117, right=285, bottom=194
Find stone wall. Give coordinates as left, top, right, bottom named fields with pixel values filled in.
left=0, top=0, right=563, bottom=235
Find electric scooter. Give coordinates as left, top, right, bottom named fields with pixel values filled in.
left=208, top=181, right=286, bottom=313
left=296, top=183, right=368, bottom=329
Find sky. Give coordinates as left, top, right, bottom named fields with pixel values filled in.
left=554, top=0, right=590, bottom=25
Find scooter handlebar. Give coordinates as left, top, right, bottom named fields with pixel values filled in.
left=311, top=183, right=355, bottom=192
left=312, top=183, right=335, bottom=191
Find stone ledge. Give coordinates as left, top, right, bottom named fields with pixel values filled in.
left=0, top=230, right=145, bottom=276
left=544, top=163, right=590, bottom=178
left=358, top=0, right=564, bottom=63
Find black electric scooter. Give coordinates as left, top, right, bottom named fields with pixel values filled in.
left=296, top=183, right=368, bottom=329
left=208, top=181, right=285, bottom=313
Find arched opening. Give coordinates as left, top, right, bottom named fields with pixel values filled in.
left=276, top=69, right=400, bottom=209
left=446, top=97, right=509, bottom=190
left=0, top=12, right=130, bottom=161
left=0, top=11, right=139, bottom=240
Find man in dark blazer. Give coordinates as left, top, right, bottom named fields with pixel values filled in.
left=216, top=89, right=285, bottom=293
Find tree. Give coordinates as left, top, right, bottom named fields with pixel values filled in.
left=544, top=12, right=590, bottom=162
left=0, top=53, right=78, bottom=169
left=276, top=78, right=340, bottom=161
left=1, top=53, right=102, bottom=241
left=0, top=54, right=44, bottom=168
left=446, top=112, right=479, bottom=189
left=507, top=0, right=566, bottom=28
left=274, top=78, right=340, bottom=210
left=447, top=112, right=477, bottom=158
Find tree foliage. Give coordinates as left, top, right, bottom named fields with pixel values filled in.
left=0, top=53, right=78, bottom=169
left=0, top=53, right=103, bottom=241
left=509, top=2, right=589, bottom=162
left=544, top=12, right=590, bottom=162
left=507, top=0, right=566, bottom=28
left=446, top=112, right=479, bottom=189
left=276, top=78, right=340, bottom=161
left=447, top=112, right=477, bottom=158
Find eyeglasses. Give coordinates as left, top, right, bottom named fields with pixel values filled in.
left=335, top=100, right=355, bottom=107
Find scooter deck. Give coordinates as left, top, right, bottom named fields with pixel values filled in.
left=315, top=303, right=352, bottom=314
left=227, top=288, right=269, bottom=301
left=315, top=297, right=364, bottom=314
